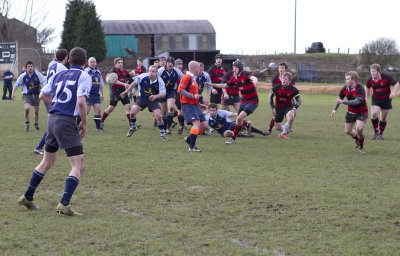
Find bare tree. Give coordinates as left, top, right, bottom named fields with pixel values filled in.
left=360, top=37, right=400, bottom=68
left=0, top=0, right=56, bottom=47
left=37, top=27, right=55, bottom=45
left=0, top=0, right=9, bottom=17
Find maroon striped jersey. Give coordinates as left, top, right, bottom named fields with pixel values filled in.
left=225, top=71, right=258, bottom=104
left=110, top=68, right=130, bottom=92
left=339, top=84, right=368, bottom=113
left=208, top=65, right=226, bottom=84
left=366, top=73, right=397, bottom=101
left=223, top=71, right=240, bottom=96
left=271, top=84, right=299, bottom=108
left=135, top=66, right=146, bottom=76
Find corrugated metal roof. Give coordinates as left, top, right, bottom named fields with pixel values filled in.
left=101, top=20, right=215, bottom=35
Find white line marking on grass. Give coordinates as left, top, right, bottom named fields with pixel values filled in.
left=119, top=208, right=158, bottom=221
left=231, top=238, right=285, bottom=255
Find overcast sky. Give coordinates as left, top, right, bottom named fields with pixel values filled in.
left=8, top=0, right=400, bottom=55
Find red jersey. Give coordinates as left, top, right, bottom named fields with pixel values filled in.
left=225, top=71, right=258, bottom=104
left=178, top=74, right=199, bottom=105
left=110, top=68, right=130, bottom=92
left=135, top=66, right=146, bottom=76
left=366, top=73, right=397, bottom=101
left=208, top=64, right=225, bottom=95
left=223, top=71, right=240, bottom=96
left=271, top=84, right=300, bottom=108
left=339, top=84, right=368, bottom=114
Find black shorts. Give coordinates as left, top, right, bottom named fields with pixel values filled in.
left=222, top=95, right=241, bottom=105
left=275, top=107, right=291, bottom=123
left=210, top=88, right=223, bottom=104
left=345, top=112, right=368, bottom=123
left=110, top=89, right=130, bottom=106
left=371, top=98, right=392, bottom=110
left=175, top=92, right=181, bottom=110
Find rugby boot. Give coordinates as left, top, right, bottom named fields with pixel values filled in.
left=56, top=203, right=83, bottom=216
left=188, top=146, right=201, bottom=152
left=126, top=126, right=138, bottom=137
left=225, top=138, right=236, bottom=144
left=18, top=195, right=38, bottom=210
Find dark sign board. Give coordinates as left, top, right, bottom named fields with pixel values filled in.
left=0, top=43, right=16, bottom=64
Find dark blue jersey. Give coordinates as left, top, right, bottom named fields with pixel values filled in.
left=42, top=66, right=92, bottom=117
left=85, top=67, right=103, bottom=95
left=47, top=62, right=68, bottom=82
left=195, top=71, right=211, bottom=95
left=3, top=71, right=14, bottom=85
left=136, top=73, right=166, bottom=101
left=21, top=72, right=42, bottom=94
left=205, top=110, right=234, bottom=133
left=15, top=71, right=46, bottom=94
left=158, top=67, right=183, bottom=92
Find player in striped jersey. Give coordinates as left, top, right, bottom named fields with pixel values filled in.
left=365, top=63, right=399, bottom=140
left=208, top=54, right=226, bottom=106
left=207, top=60, right=260, bottom=144
left=332, top=71, right=368, bottom=153
left=100, top=57, right=133, bottom=129
left=269, top=72, right=302, bottom=139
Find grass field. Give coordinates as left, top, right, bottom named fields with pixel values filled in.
left=1, top=86, right=400, bottom=255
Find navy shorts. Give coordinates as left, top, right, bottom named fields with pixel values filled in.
left=181, top=104, right=206, bottom=124
left=218, top=122, right=236, bottom=136
left=159, top=90, right=176, bottom=103
left=87, top=94, right=101, bottom=105
left=238, top=102, right=258, bottom=116
left=135, top=97, right=160, bottom=112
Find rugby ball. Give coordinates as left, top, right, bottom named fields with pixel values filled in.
left=106, top=73, right=118, bottom=85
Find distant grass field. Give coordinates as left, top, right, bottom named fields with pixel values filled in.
left=2, top=85, right=400, bottom=255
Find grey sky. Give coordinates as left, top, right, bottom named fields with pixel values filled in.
left=9, top=0, right=400, bottom=54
